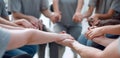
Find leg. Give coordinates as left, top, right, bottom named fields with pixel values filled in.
left=68, top=24, right=82, bottom=58
left=53, top=23, right=67, bottom=58
left=38, top=44, right=47, bottom=58
left=49, top=42, right=58, bottom=58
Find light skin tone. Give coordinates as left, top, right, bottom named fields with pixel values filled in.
left=57, top=25, right=120, bottom=58
left=58, top=39, right=119, bottom=58
left=0, top=25, right=74, bottom=50
left=0, top=17, right=35, bottom=28
left=83, top=4, right=116, bottom=26
left=53, top=0, right=84, bottom=23
left=12, top=8, right=56, bottom=29
left=85, top=25, right=120, bottom=46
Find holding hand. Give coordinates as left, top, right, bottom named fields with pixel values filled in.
left=27, top=16, right=40, bottom=29
left=73, top=12, right=83, bottom=23
left=50, top=12, right=61, bottom=24
left=85, top=26, right=105, bottom=40
left=14, top=19, right=36, bottom=29
left=88, top=14, right=101, bottom=26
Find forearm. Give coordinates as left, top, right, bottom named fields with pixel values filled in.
left=75, top=0, right=84, bottom=13
left=70, top=41, right=102, bottom=58
left=93, top=37, right=116, bottom=47
left=7, top=29, right=59, bottom=50
left=53, top=0, right=60, bottom=13
left=12, top=12, right=31, bottom=21
left=96, top=9, right=115, bottom=19
left=0, top=17, right=18, bottom=27
left=83, top=7, right=94, bottom=18
left=101, top=25, right=120, bottom=35
left=0, top=24, right=24, bottom=30
left=42, top=9, right=53, bottom=18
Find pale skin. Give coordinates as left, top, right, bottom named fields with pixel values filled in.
left=57, top=25, right=120, bottom=58
left=0, top=17, right=35, bottom=28
left=0, top=24, right=74, bottom=50
left=12, top=8, right=56, bottom=29
left=59, top=39, right=120, bottom=58
left=53, top=0, right=84, bottom=23
left=85, top=25, right=120, bottom=46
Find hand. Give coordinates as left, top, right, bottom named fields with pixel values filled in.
left=73, top=12, right=83, bottom=23
left=56, top=31, right=74, bottom=42
left=89, top=14, right=101, bottom=26
left=57, top=39, right=75, bottom=47
left=14, top=19, right=36, bottom=29
left=85, top=27, right=104, bottom=40
left=38, top=20, right=43, bottom=30
left=27, top=16, right=39, bottom=29
left=50, top=12, right=61, bottom=23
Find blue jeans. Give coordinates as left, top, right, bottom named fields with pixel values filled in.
left=3, top=45, right=38, bottom=58
left=78, top=33, right=92, bottom=46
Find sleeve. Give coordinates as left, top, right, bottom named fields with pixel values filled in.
left=8, top=0, right=22, bottom=12
left=40, top=0, right=49, bottom=11
left=88, top=0, right=97, bottom=7
left=0, top=28, right=10, bottom=58
left=110, top=0, right=120, bottom=13
left=1, top=0, right=8, bottom=18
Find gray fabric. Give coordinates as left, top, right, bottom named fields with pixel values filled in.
left=8, top=0, right=49, bottom=18
left=0, top=28, right=10, bottom=58
left=58, top=0, right=79, bottom=26
left=89, top=0, right=120, bottom=16
left=119, top=37, right=120, bottom=55
left=0, top=0, right=8, bottom=18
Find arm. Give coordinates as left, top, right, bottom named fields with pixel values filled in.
left=93, top=9, right=115, bottom=20
left=92, top=36, right=116, bottom=47
left=58, top=39, right=120, bottom=58
left=6, top=29, right=74, bottom=50
left=0, top=24, right=24, bottom=30
left=71, top=39, right=119, bottom=58
left=83, top=6, right=94, bottom=19
left=86, top=25, right=120, bottom=39
left=73, top=0, right=84, bottom=23
left=0, top=17, right=18, bottom=27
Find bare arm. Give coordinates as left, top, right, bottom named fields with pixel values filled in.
left=0, top=17, right=19, bottom=27
left=6, top=29, right=73, bottom=50
left=0, top=24, right=24, bottom=30
left=75, top=0, right=84, bottom=13
left=86, top=25, right=120, bottom=39
left=83, top=6, right=94, bottom=18
left=92, top=36, right=116, bottom=47
left=69, top=39, right=119, bottom=58
left=94, top=9, right=115, bottom=20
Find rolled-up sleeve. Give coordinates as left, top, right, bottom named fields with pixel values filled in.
left=40, top=0, right=49, bottom=11
left=88, top=0, right=97, bottom=7
left=0, top=28, right=10, bottom=58
left=8, top=0, right=21, bottom=12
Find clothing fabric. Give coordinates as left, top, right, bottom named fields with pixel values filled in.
left=0, top=0, right=8, bottom=18
left=89, top=0, right=120, bottom=17
left=0, top=28, right=10, bottom=58
left=53, top=0, right=82, bottom=58
left=8, top=0, right=49, bottom=18
left=58, top=0, right=79, bottom=26
left=7, top=0, right=49, bottom=57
